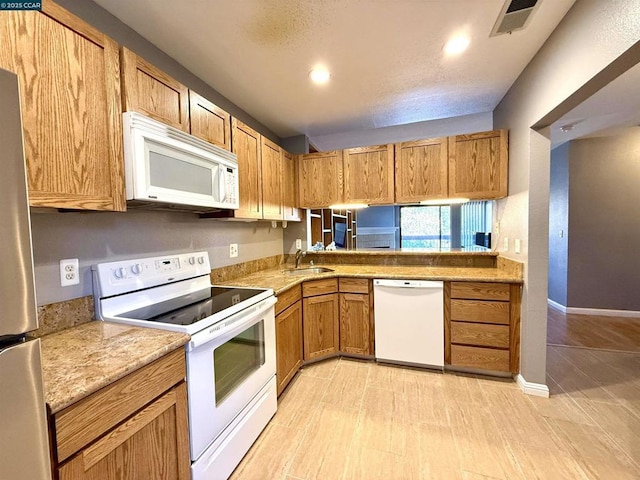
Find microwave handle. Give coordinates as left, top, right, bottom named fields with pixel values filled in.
left=218, top=165, right=227, bottom=203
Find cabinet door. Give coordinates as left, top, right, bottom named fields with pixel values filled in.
left=303, top=294, right=339, bottom=360
left=343, top=144, right=394, bottom=205
left=298, top=151, right=343, bottom=208
left=261, top=137, right=284, bottom=220
left=58, top=382, right=190, bottom=480
left=282, top=151, right=302, bottom=221
left=339, top=293, right=373, bottom=356
left=231, top=118, right=263, bottom=219
left=121, top=47, right=190, bottom=132
left=275, top=300, right=303, bottom=396
left=188, top=90, right=231, bottom=150
left=394, top=137, right=448, bottom=203
left=0, top=4, right=125, bottom=211
left=448, top=129, right=508, bottom=200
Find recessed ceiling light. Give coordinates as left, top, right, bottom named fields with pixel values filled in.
left=443, top=35, right=470, bottom=55
left=309, top=68, right=331, bottom=84
left=559, top=124, right=574, bottom=133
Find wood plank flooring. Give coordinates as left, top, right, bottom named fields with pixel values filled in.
left=547, top=307, right=640, bottom=352
left=232, top=311, right=640, bottom=479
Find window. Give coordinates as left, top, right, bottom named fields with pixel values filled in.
left=399, top=201, right=492, bottom=249
left=400, top=206, right=451, bottom=248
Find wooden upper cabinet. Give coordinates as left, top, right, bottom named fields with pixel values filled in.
left=448, top=129, right=508, bottom=200
left=394, top=137, right=448, bottom=203
left=260, top=137, right=283, bottom=221
left=120, top=47, right=190, bottom=132
left=282, top=151, right=302, bottom=221
left=188, top=90, right=231, bottom=150
left=343, top=144, right=394, bottom=205
left=231, top=118, right=262, bottom=219
left=0, top=2, right=125, bottom=211
left=298, top=151, right=344, bottom=208
left=0, top=1, right=126, bottom=211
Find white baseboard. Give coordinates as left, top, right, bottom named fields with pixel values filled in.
left=547, top=299, right=640, bottom=318
left=516, top=374, right=549, bottom=398
left=547, top=299, right=566, bottom=312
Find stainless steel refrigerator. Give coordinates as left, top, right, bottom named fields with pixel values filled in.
left=0, top=68, right=52, bottom=479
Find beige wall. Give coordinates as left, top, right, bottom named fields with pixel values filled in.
left=494, top=0, right=640, bottom=384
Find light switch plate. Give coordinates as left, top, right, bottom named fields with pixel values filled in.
left=515, top=239, right=521, bottom=254
left=503, top=237, right=509, bottom=251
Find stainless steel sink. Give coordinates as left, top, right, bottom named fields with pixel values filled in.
left=281, top=267, right=334, bottom=276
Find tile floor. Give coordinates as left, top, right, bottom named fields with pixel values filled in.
left=231, top=312, right=640, bottom=479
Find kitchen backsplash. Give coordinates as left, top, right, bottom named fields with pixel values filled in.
left=30, top=295, right=94, bottom=339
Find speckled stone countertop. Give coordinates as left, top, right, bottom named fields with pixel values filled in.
left=40, top=321, right=189, bottom=414
left=223, top=264, right=523, bottom=295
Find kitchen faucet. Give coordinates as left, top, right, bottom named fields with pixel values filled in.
left=295, top=249, right=306, bottom=268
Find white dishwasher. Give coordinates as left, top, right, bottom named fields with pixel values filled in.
left=373, top=279, right=444, bottom=368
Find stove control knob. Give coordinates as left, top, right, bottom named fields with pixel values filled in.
left=131, top=263, right=143, bottom=275
left=197, top=256, right=205, bottom=265
left=114, top=267, right=128, bottom=279
left=188, top=257, right=196, bottom=265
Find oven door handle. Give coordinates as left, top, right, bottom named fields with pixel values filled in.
left=187, top=296, right=276, bottom=351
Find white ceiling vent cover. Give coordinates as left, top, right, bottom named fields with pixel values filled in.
left=490, top=0, right=541, bottom=37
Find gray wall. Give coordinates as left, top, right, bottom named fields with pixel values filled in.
left=566, top=131, right=640, bottom=310
left=31, top=210, right=283, bottom=306
left=494, top=0, right=640, bottom=384
left=548, top=143, right=569, bottom=306
left=357, top=206, right=397, bottom=228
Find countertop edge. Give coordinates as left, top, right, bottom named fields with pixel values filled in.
left=42, top=322, right=190, bottom=414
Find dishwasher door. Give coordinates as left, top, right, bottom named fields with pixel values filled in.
left=373, top=279, right=444, bottom=368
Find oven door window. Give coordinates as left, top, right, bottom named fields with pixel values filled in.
left=213, top=320, right=265, bottom=405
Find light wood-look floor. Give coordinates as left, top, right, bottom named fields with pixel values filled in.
left=547, top=307, right=640, bottom=352
left=230, top=348, right=640, bottom=480
left=232, top=311, right=640, bottom=479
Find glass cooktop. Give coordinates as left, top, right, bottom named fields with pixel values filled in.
left=118, top=287, right=267, bottom=326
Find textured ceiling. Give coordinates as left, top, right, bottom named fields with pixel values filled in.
left=550, top=62, right=640, bottom=147
left=93, top=0, right=576, bottom=145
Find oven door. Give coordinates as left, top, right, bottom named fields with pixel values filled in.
left=186, top=296, right=276, bottom=461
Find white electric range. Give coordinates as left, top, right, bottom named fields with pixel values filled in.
left=92, top=251, right=277, bottom=480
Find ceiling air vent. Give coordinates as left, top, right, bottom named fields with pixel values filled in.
left=490, top=0, right=540, bottom=37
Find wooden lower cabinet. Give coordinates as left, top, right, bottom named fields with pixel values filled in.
left=338, top=278, right=374, bottom=356
left=445, top=281, right=521, bottom=373
left=53, top=349, right=190, bottom=480
left=302, top=279, right=339, bottom=361
left=275, top=286, right=303, bottom=396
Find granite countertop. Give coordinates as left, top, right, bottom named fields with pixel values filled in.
left=40, top=321, right=190, bottom=414
left=223, top=264, right=523, bottom=295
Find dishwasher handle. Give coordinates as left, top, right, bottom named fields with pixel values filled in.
left=373, top=279, right=443, bottom=289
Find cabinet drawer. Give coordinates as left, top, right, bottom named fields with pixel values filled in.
left=451, top=322, right=509, bottom=348
left=450, top=299, right=509, bottom=325
left=450, top=282, right=510, bottom=301
left=303, top=278, right=338, bottom=297
left=276, top=285, right=302, bottom=315
left=451, top=345, right=510, bottom=372
left=54, top=348, right=185, bottom=463
left=339, top=278, right=370, bottom=294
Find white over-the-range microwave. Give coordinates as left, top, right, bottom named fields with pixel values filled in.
left=123, top=112, right=239, bottom=212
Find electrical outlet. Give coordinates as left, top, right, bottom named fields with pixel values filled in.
left=60, top=258, right=79, bottom=286
left=515, top=239, right=521, bottom=254
left=295, top=238, right=302, bottom=249
left=229, top=243, right=238, bottom=258
left=503, top=237, right=509, bottom=251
